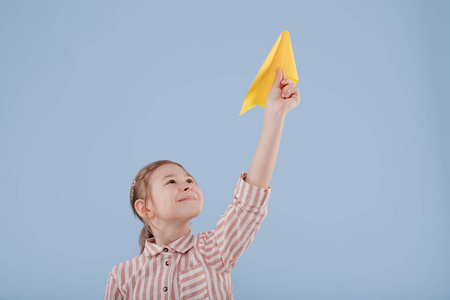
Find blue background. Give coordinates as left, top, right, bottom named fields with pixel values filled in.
left=1, top=1, right=449, bottom=299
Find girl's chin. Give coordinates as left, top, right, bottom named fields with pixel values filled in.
left=186, top=208, right=202, bottom=218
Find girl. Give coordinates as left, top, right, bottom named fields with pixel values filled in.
left=104, top=68, right=300, bottom=299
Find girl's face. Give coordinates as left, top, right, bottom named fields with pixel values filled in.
left=147, top=163, right=203, bottom=224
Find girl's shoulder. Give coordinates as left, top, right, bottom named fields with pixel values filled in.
left=109, top=253, right=149, bottom=277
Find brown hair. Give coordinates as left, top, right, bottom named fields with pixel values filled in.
left=130, top=160, right=195, bottom=254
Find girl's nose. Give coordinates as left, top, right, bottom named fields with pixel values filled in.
left=183, top=183, right=194, bottom=191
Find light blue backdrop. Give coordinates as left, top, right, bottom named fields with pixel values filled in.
left=1, top=1, right=449, bottom=299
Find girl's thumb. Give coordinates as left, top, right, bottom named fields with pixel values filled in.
left=272, top=68, right=283, bottom=88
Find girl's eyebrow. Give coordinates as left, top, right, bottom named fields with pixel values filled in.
left=160, top=173, right=191, bottom=182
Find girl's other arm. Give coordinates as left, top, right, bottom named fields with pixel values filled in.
left=246, top=68, right=300, bottom=189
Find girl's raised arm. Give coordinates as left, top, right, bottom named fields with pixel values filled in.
left=246, top=68, right=300, bottom=189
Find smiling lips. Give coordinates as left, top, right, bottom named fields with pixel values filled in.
left=179, top=197, right=196, bottom=202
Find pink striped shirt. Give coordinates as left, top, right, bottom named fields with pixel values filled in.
left=104, top=173, right=271, bottom=300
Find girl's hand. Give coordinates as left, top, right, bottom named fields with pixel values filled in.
left=265, top=68, right=300, bottom=116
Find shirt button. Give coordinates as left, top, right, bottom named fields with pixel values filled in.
left=163, top=248, right=168, bottom=252
left=165, top=261, right=169, bottom=266
left=163, top=287, right=168, bottom=292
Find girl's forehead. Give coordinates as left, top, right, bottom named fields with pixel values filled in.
left=151, top=164, right=188, bottom=180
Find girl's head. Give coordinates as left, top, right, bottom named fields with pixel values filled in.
left=130, top=160, right=203, bottom=253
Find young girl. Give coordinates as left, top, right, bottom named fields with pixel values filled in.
left=104, top=68, right=300, bottom=299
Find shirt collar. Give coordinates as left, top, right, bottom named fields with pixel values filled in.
left=143, top=229, right=194, bottom=257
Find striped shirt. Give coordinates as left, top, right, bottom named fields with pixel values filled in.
left=104, top=172, right=271, bottom=300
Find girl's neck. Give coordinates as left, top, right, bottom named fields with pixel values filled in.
left=152, top=221, right=190, bottom=246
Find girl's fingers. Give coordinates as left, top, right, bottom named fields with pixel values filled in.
left=282, top=86, right=298, bottom=98
left=289, top=88, right=300, bottom=99
left=280, top=78, right=295, bottom=86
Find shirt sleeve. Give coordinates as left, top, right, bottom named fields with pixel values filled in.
left=104, top=269, right=123, bottom=300
left=197, top=172, right=271, bottom=273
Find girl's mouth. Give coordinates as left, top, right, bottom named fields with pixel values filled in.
left=179, top=197, right=196, bottom=202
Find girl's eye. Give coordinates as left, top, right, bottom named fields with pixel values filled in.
left=166, top=178, right=194, bottom=185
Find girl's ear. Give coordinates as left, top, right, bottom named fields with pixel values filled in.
left=135, top=199, right=155, bottom=219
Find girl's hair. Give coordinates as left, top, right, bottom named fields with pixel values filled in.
left=130, top=160, right=196, bottom=254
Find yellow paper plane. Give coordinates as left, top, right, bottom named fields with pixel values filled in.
left=240, top=31, right=299, bottom=115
